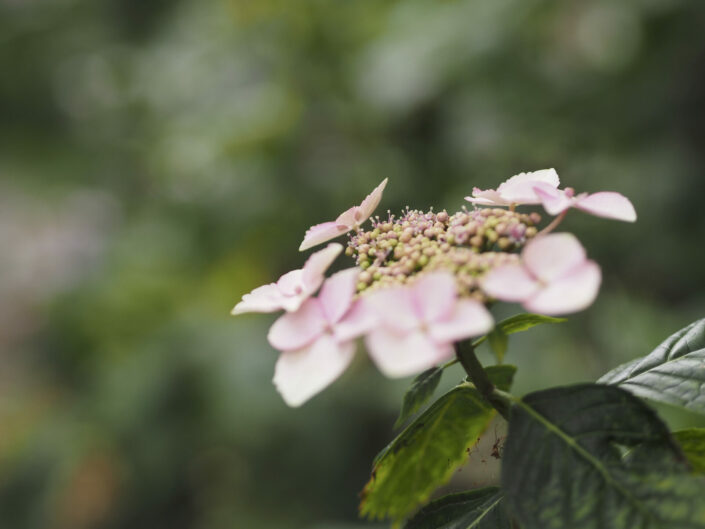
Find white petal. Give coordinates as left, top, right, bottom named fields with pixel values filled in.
left=524, top=261, right=602, bottom=315
left=497, top=168, right=560, bottom=204
left=523, top=233, right=587, bottom=282
left=267, top=299, right=327, bottom=351
left=365, top=328, right=453, bottom=378
left=429, top=299, right=494, bottom=344
left=273, top=335, right=356, bottom=407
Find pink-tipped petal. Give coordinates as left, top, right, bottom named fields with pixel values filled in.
left=411, top=272, right=458, bottom=323
left=465, top=189, right=509, bottom=206
left=365, top=328, right=453, bottom=378
left=334, top=298, right=378, bottom=342
left=267, top=299, right=327, bottom=351
left=429, top=299, right=494, bottom=344
left=575, top=192, right=637, bottom=222
left=482, top=264, right=540, bottom=302
left=301, top=243, right=343, bottom=290
left=533, top=184, right=573, bottom=216
left=299, top=222, right=350, bottom=252
left=365, top=286, right=420, bottom=333
left=357, top=178, right=388, bottom=221
left=231, top=284, right=286, bottom=315
left=523, top=233, right=587, bottom=282
left=524, top=261, right=602, bottom=315
left=334, top=206, right=359, bottom=229
left=318, top=268, right=359, bottom=324
left=273, top=334, right=356, bottom=407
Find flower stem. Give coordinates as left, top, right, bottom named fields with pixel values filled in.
left=454, top=341, right=511, bottom=420
left=537, top=210, right=567, bottom=236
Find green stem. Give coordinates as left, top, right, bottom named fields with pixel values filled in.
left=454, top=341, right=511, bottom=420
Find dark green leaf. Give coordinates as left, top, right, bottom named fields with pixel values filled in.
left=395, top=367, right=444, bottom=429
left=487, top=328, right=508, bottom=364
left=361, top=366, right=516, bottom=522
left=598, top=318, right=705, bottom=415
left=673, top=428, right=705, bottom=473
left=403, top=488, right=509, bottom=529
left=502, top=384, right=705, bottom=529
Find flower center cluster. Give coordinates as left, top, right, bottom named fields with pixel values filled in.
left=346, top=207, right=541, bottom=300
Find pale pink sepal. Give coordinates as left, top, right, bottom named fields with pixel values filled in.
left=465, top=168, right=560, bottom=207
left=299, top=178, right=388, bottom=251
left=482, top=233, right=602, bottom=316
left=273, top=335, right=356, bottom=407
left=366, top=329, right=454, bottom=378
left=231, top=243, right=342, bottom=315
left=268, top=298, right=328, bottom=351
left=534, top=185, right=636, bottom=222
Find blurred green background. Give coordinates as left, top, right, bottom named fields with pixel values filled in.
left=2, top=0, right=705, bottom=527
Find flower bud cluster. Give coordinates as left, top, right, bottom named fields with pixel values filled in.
left=346, top=207, right=539, bottom=300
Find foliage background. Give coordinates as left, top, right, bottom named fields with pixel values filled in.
left=2, top=0, right=705, bottom=527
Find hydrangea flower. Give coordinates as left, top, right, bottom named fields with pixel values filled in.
left=533, top=184, right=637, bottom=222
left=267, top=268, right=371, bottom=406
left=231, top=243, right=342, bottom=315
left=465, top=169, right=560, bottom=207
left=482, top=233, right=601, bottom=315
left=364, top=272, right=494, bottom=377
left=299, top=178, right=388, bottom=251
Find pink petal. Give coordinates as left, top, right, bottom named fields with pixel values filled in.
left=522, top=233, right=587, bottom=282
left=231, top=283, right=286, bottom=315
left=273, top=334, right=356, bottom=407
left=411, top=272, right=458, bottom=323
left=575, top=192, right=637, bottom=222
left=299, top=221, right=350, bottom=252
left=524, top=260, right=602, bottom=315
left=365, top=286, right=420, bottom=333
left=267, top=298, right=327, bottom=351
left=482, top=264, right=540, bottom=302
left=334, top=298, right=377, bottom=342
left=318, top=268, right=359, bottom=324
left=429, top=299, right=494, bottom=344
left=533, top=184, right=574, bottom=216
left=301, top=243, right=343, bottom=290
left=277, top=269, right=304, bottom=296
left=356, top=178, right=388, bottom=221
left=334, top=206, right=359, bottom=229
left=365, top=328, right=453, bottom=378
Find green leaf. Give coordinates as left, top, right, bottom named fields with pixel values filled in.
left=598, top=318, right=705, bottom=415
left=403, top=488, right=510, bottom=529
left=474, top=313, right=566, bottom=350
left=361, top=366, right=516, bottom=522
left=502, top=384, right=705, bottom=529
left=395, top=367, right=444, bottom=429
left=487, top=328, right=508, bottom=364
left=673, top=428, right=705, bottom=473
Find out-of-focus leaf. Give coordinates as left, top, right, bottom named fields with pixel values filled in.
left=598, top=318, right=705, bottom=415
left=403, top=488, right=509, bottom=529
left=361, top=366, right=516, bottom=522
left=487, top=328, right=508, bottom=363
left=394, top=367, right=443, bottom=429
left=673, top=428, right=705, bottom=473
left=502, top=384, right=705, bottom=529
left=474, top=313, right=566, bottom=350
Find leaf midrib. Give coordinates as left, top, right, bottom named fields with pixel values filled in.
left=515, top=398, right=657, bottom=524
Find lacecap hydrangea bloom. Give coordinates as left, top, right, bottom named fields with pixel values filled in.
left=232, top=170, right=636, bottom=406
